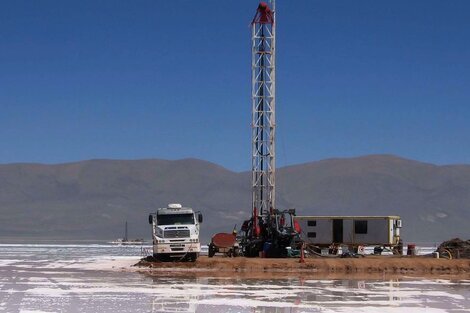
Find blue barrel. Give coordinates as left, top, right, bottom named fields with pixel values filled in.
left=263, top=242, right=272, bottom=257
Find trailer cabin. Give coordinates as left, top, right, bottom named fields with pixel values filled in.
left=295, top=215, right=402, bottom=248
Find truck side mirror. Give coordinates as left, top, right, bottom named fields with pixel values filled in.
left=198, top=213, right=203, bottom=224
left=148, top=214, right=153, bottom=224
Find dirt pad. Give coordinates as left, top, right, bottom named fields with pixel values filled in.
left=437, top=238, right=470, bottom=259
left=135, top=255, right=470, bottom=279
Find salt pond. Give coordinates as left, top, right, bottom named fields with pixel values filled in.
left=0, top=243, right=468, bottom=312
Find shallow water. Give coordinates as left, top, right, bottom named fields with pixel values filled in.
left=0, top=243, right=469, bottom=312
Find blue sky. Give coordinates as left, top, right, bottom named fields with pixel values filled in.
left=1, top=0, right=469, bottom=171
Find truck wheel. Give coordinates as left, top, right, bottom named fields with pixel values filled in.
left=208, top=244, right=216, bottom=258
left=233, top=247, right=239, bottom=257
left=154, top=254, right=167, bottom=262
left=185, top=252, right=197, bottom=262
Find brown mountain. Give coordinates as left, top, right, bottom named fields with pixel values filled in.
left=0, top=155, right=468, bottom=243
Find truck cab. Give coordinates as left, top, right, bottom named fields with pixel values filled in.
left=148, top=203, right=203, bottom=261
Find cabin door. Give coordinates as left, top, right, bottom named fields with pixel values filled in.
left=332, top=219, right=343, bottom=243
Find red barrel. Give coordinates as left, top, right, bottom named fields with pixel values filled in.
left=407, top=244, right=416, bottom=256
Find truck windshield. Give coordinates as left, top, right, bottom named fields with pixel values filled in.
left=157, top=213, right=194, bottom=225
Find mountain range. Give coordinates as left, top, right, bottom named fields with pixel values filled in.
left=0, top=155, right=468, bottom=244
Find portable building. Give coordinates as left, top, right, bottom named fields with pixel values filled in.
left=294, top=215, right=402, bottom=247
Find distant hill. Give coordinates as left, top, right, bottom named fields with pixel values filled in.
left=0, top=155, right=469, bottom=243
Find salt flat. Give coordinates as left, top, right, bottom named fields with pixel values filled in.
left=0, top=243, right=469, bottom=313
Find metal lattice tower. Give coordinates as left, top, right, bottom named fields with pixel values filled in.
left=251, top=1, right=276, bottom=222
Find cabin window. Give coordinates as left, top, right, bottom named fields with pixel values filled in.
left=355, top=220, right=368, bottom=234
left=307, top=232, right=316, bottom=238
left=307, top=220, right=317, bottom=227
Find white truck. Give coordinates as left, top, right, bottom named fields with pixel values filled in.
left=148, top=203, right=203, bottom=262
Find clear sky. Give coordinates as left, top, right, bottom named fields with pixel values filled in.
left=1, top=0, right=469, bottom=171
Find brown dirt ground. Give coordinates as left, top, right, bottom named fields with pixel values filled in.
left=134, top=255, right=470, bottom=279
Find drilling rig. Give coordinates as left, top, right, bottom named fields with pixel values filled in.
left=240, top=1, right=301, bottom=257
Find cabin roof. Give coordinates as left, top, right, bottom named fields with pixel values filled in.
left=295, top=215, right=400, bottom=220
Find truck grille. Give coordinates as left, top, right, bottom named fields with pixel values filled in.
left=164, top=229, right=190, bottom=238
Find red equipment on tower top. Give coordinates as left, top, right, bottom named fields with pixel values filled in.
left=252, top=2, right=274, bottom=25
